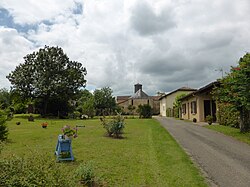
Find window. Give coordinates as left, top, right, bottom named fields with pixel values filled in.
left=191, top=101, right=197, bottom=114
left=182, top=104, right=186, bottom=114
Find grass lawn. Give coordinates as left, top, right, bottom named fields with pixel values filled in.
left=2, top=116, right=208, bottom=186
left=205, top=125, right=250, bottom=145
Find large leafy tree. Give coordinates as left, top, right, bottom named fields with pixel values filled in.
left=93, top=87, right=116, bottom=116
left=7, top=46, right=87, bottom=115
left=214, top=53, right=250, bottom=132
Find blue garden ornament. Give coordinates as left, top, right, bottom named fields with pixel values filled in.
left=55, top=135, right=74, bottom=161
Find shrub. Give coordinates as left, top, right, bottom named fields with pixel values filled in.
left=0, top=110, right=8, bottom=141
left=74, top=162, right=95, bottom=186
left=100, top=114, right=125, bottom=138
left=137, top=104, right=152, bottom=118
left=28, top=114, right=34, bottom=121
left=0, top=151, right=76, bottom=186
left=217, top=103, right=240, bottom=128
left=205, top=115, right=213, bottom=125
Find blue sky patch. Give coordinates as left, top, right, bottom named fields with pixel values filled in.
left=0, top=8, right=38, bottom=33
left=73, top=2, right=83, bottom=15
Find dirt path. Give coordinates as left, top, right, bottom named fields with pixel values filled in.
left=154, top=117, right=250, bottom=187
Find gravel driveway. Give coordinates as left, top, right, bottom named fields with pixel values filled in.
left=154, top=116, right=250, bottom=187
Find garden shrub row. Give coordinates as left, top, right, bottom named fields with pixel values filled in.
left=217, top=103, right=240, bottom=128
left=0, top=148, right=99, bottom=186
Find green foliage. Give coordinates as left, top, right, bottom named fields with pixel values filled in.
left=62, top=125, right=77, bottom=138
left=137, top=104, right=152, bottom=118
left=0, top=89, right=11, bottom=110
left=0, top=152, right=75, bottom=186
left=166, top=108, right=172, bottom=117
left=100, top=114, right=125, bottom=138
left=7, top=46, right=87, bottom=116
left=82, top=98, right=95, bottom=119
left=94, top=87, right=116, bottom=116
left=205, top=115, right=213, bottom=125
left=76, top=89, right=95, bottom=118
left=216, top=103, right=239, bottom=128
left=127, top=105, right=136, bottom=115
left=74, top=162, right=95, bottom=186
left=213, top=53, right=250, bottom=132
left=0, top=110, right=8, bottom=141
left=173, top=93, right=187, bottom=118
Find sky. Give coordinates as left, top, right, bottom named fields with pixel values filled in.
left=0, top=0, right=249, bottom=96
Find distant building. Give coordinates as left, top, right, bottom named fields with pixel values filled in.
left=159, top=87, right=197, bottom=117
left=116, top=83, right=160, bottom=115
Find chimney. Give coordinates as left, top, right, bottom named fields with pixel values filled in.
left=134, top=83, right=142, bottom=93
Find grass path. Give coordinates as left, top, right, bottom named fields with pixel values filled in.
left=2, top=117, right=208, bottom=186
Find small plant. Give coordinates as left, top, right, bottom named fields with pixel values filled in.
left=74, top=162, right=95, bottom=186
left=28, top=115, right=34, bottom=122
left=100, top=113, right=125, bottom=138
left=59, top=151, right=71, bottom=158
left=41, top=122, right=48, bottom=128
left=62, top=125, right=77, bottom=139
left=206, top=115, right=213, bottom=125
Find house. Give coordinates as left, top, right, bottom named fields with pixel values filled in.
left=159, top=87, right=197, bottom=117
left=180, top=81, right=220, bottom=122
left=116, top=83, right=160, bottom=115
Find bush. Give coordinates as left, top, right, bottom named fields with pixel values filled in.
left=0, top=152, right=76, bottom=186
left=0, top=110, right=8, bottom=141
left=137, top=104, right=152, bottom=118
left=100, top=114, right=125, bottom=138
left=217, top=103, right=240, bottom=128
left=205, top=115, right=213, bottom=125
left=74, top=162, right=95, bottom=186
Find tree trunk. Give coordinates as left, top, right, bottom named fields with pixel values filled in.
left=239, top=107, right=250, bottom=133
left=43, top=96, right=48, bottom=116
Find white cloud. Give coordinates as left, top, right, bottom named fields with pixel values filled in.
left=0, top=0, right=250, bottom=96
left=0, top=27, right=33, bottom=88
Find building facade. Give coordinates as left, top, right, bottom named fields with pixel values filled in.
left=116, top=84, right=160, bottom=115
left=159, top=87, right=197, bottom=117
left=180, top=81, right=219, bottom=122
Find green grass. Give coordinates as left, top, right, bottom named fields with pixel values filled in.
left=205, top=125, right=250, bottom=145
left=2, top=117, right=208, bottom=186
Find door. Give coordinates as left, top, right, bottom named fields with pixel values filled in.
left=204, top=100, right=217, bottom=121
left=204, top=100, right=211, bottom=118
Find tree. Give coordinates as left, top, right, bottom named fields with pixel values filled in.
left=213, top=53, right=250, bottom=132
left=76, top=90, right=95, bottom=118
left=93, top=87, right=116, bottom=116
left=7, top=46, right=87, bottom=116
